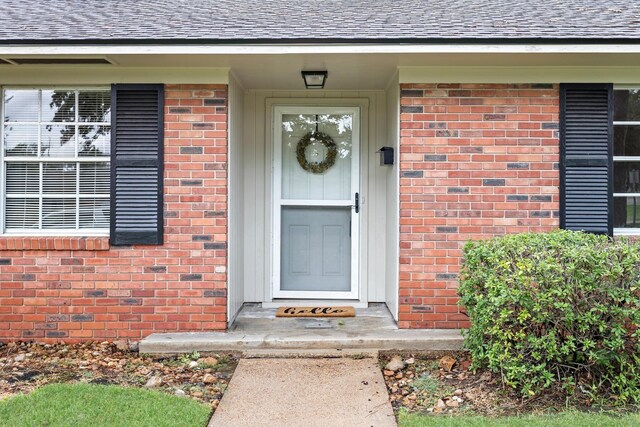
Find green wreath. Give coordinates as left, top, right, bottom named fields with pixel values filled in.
left=296, top=131, right=337, bottom=174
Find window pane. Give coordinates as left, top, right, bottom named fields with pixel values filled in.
left=614, top=125, right=640, bottom=156
left=80, top=162, right=110, bottom=194
left=280, top=113, right=353, bottom=200
left=79, top=91, right=111, bottom=123
left=614, top=89, right=640, bottom=122
left=6, top=163, right=39, bottom=194
left=41, top=90, right=75, bottom=122
left=41, top=124, right=76, bottom=157
left=42, top=163, right=77, bottom=194
left=79, top=198, right=109, bottom=229
left=5, top=198, right=39, bottom=229
left=78, top=125, right=110, bottom=156
left=42, top=198, right=76, bottom=229
left=613, top=161, right=640, bottom=193
left=3, top=90, right=39, bottom=122
left=4, top=124, right=38, bottom=156
left=614, top=197, right=640, bottom=228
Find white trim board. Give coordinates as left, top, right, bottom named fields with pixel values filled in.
left=614, top=228, right=640, bottom=236
left=399, top=66, right=640, bottom=84
left=240, top=92, right=391, bottom=305
left=384, top=71, right=400, bottom=322
left=227, top=72, right=246, bottom=324
left=0, top=67, right=229, bottom=84
left=3, top=44, right=640, bottom=56
left=262, top=300, right=369, bottom=309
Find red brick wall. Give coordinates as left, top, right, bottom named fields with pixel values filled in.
left=0, top=84, right=228, bottom=342
left=398, top=83, right=560, bottom=329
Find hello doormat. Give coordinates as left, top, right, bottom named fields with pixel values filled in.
left=275, top=306, right=356, bottom=318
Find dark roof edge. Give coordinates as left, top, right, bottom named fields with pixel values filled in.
left=1, top=37, right=640, bottom=46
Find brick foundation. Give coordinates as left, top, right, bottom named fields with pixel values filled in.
left=398, top=84, right=560, bottom=329
left=0, top=84, right=228, bottom=341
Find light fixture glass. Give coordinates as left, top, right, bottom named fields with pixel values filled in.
left=301, top=71, right=328, bottom=89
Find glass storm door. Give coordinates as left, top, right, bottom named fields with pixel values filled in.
left=273, top=106, right=360, bottom=299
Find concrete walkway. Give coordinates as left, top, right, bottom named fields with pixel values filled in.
left=209, top=357, right=396, bottom=427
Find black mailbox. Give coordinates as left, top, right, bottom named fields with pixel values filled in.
left=378, top=146, right=394, bottom=166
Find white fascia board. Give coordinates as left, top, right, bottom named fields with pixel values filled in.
left=2, top=44, right=640, bottom=56
left=399, top=66, right=640, bottom=84
left=0, top=66, right=229, bottom=84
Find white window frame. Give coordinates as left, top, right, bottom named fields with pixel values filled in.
left=613, top=85, right=640, bottom=236
left=0, top=86, right=111, bottom=236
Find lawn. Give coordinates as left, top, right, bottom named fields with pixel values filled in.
left=0, top=383, right=212, bottom=427
left=398, top=411, right=640, bottom=427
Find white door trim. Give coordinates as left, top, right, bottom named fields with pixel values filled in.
left=272, top=105, right=361, bottom=300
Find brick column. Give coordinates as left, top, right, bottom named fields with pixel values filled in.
left=398, top=84, right=560, bottom=329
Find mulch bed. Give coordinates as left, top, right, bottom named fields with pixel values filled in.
left=379, top=351, right=573, bottom=417
left=0, top=341, right=239, bottom=411
left=5, top=342, right=630, bottom=419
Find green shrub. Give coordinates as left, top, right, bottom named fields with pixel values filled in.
left=459, top=230, right=640, bottom=403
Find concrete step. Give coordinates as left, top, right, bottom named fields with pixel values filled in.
left=139, top=329, right=464, bottom=355
left=241, top=349, right=380, bottom=358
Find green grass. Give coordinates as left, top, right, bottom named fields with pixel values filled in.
left=398, top=410, right=640, bottom=427
left=412, top=373, right=441, bottom=394
left=0, top=383, right=211, bottom=427
left=410, top=372, right=456, bottom=407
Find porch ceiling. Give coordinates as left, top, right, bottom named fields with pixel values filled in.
left=96, top=51, right=640, bottom=89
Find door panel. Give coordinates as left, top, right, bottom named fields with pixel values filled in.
left=273, top=106, right=360, bottom=299
left=281, top=206, right=351, bottom=292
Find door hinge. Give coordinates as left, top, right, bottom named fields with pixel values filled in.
left=354, top=192, right=359, bottom=214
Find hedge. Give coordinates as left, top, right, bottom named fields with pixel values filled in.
left=459, top=230, right=640, bottom=403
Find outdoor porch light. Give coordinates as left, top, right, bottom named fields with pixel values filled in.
left=301, top=70, right=328, bottom=89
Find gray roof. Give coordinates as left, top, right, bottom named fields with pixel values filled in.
left=1, top=0, right=640, bottom=43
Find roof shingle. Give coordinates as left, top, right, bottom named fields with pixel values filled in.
left=1, top=0, right=639, bottom=43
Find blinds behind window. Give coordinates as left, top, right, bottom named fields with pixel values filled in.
left=2, top=88, right=111, bottom=232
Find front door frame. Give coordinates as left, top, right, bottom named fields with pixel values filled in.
left=271, top=105, right=360, bottom=299
left=263, top=97, right=369, bottom=300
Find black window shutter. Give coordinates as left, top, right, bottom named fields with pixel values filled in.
left=110, top=84, right=164, bottom=245
left=560, top=83, right=613, bottom=236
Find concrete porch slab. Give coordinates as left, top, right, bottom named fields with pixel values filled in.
left=140, top=303, right=464, bottom=354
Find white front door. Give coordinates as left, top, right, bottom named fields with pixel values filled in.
left=273, top=106, right=360, bottom=299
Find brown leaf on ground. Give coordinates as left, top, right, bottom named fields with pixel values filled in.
left=439, top=355, right=456, bottom=372
left=0, top=341, right=239, bottom=413
left=380, top=351, right=535, bottom=417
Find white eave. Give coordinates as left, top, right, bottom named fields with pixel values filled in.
left=3, top=42, right=640, bottom=89
left=1, top=43, right=640, bottom=56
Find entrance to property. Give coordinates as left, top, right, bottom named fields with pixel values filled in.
left=272, top=106, right=360, bottom=299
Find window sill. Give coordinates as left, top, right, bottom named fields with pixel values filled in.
left=0, top=236, right=110, bottom=251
